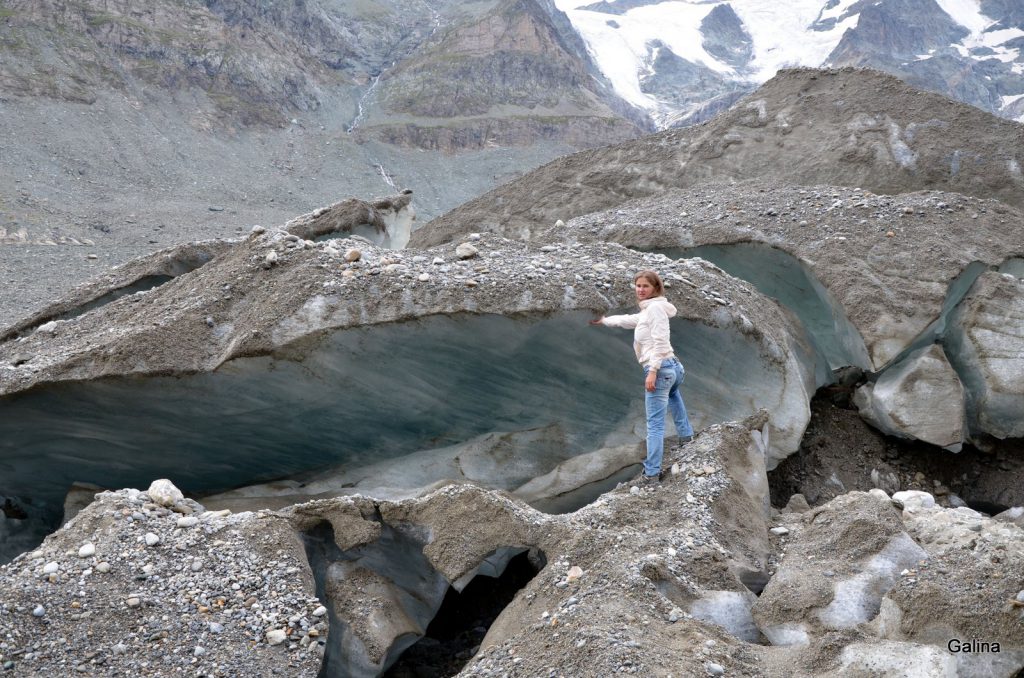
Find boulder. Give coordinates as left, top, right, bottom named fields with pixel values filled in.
left=854, top=345, right=966, bottom=450
left=946, top=271, right=1024, bottom=440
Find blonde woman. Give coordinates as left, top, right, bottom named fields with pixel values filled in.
left=590, top=270, right=693, bottom=482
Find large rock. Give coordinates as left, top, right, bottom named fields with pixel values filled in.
left=946, top=270, right=1024, bottom=440
left=854, top=345, right=966, bottom=450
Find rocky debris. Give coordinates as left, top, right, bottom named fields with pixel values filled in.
left=753, top=490, right=1024, bottom=675
left=0, top=483, right=324, bottom=677
left=0, top=241, right=231, bottom=342
left=411, top=68, right=1024, bottom=248
left=4, top=415, right=1021, bottom=676
left=753, top=492, right=926, bottom=643
left=282, top=191, right=415, bottom=249
left=770, top=395, right=1024, bottom=514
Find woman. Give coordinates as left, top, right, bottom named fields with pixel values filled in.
left=590, top=270, right=693, bottom=482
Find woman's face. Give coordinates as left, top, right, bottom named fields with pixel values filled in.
left=635, top=276, right=656, bottom=301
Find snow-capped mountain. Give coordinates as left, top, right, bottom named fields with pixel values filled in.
left=555, top=0, right=1024, bottom=127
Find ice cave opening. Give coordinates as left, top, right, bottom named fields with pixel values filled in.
left=0, top=309, right=808, bottom=564
left=302, top=515, right=544, bottom=678
left=383, top=549, right=545, bottom=678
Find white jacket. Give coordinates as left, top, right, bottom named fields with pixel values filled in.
left=600, top=296, right=678, bottom=372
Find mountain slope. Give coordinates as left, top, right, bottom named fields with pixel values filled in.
left=356, top=0, right=644, bottom=151
left=554, top=0, right=1024, bottom=127
left=412, top=67, right=1024, bottom=246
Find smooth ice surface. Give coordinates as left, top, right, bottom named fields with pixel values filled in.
left=818, top=533, right=927, bottom=629
left=854, top=345, right=966, bottom=450
left=689, top=590, right=761, bottom=642
left=0, top=310, right=801, bottom=561
left=945, top=270, right=1024, bottom=439
left=661, top=243, right=869, bottom=379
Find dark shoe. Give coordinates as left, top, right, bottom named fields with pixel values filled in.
left=638, top=473, right=660, bottom=485
left=680, top=435, right=693, bottom=443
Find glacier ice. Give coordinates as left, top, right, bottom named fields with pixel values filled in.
left=818, top=533, right=927, bottom=630
left=657, top=243, right=871, bottom=379
left=0, top=310, right=808, bottom=562
left=853, top=345, right=966, bottom=450
left=945, top=270, right=1024, bottom=439
left=689, top=590, right=762, bottom=643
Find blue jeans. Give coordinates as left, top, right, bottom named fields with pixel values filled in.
left=643, top=358, right=693, bottom=477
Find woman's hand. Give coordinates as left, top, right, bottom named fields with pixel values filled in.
left=645, top=371, right=657, bottom=392
left=588, top=316, right=604, bottom=326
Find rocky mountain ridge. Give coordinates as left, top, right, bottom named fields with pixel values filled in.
left=556, top=0, right=1024, bottom=127
left=413, top=67, right=1024, bottom=247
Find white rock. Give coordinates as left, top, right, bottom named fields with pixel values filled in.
left=837, top=641, right=956, bottom=676
left=769, top=526, right=790, bottom=536
left=96, top=562, right=111, bottom=573
left=455, top=242, right=479, bottom=259
left=853, top=345, right=965, bottom=449
left=892, top=490, right=935, bottom=511
left=266, top=629, right=287, bottom=646
left=42, top=562, right=59, bottom=575
left=344, top=248, right=361, bottom=262
left=250, top=225, right=265, bottom=235
left=176, top=516, right=200, bottom=528
left=144, top=532, right=161, bottom=547
left=418, top=273, right=430, bottom=282
left=312, top=606, right=327, bottom=617
left=994, top=506, right=1024, bottom=527
left=78, top=543, right=95, bottom=558
left=265, top=251, right=278, bottom=266
left=147, top=479, right=184, bottom=507
left=32, top=605, right=45, bottom=617
left=468, top=233, right=481, bottom=241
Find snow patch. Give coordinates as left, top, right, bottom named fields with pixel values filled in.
left=554, top=0, right=859, bottom=113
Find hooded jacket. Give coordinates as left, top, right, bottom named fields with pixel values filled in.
left=600, top=296, right=678, bottom=372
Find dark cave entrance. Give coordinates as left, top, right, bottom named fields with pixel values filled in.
left=769, top=391, right=1024, bottom=515
left=384, top=549, right=546, bottom=678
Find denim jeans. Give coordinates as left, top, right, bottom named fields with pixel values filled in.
left=643, top=358, right=693, bottom=477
